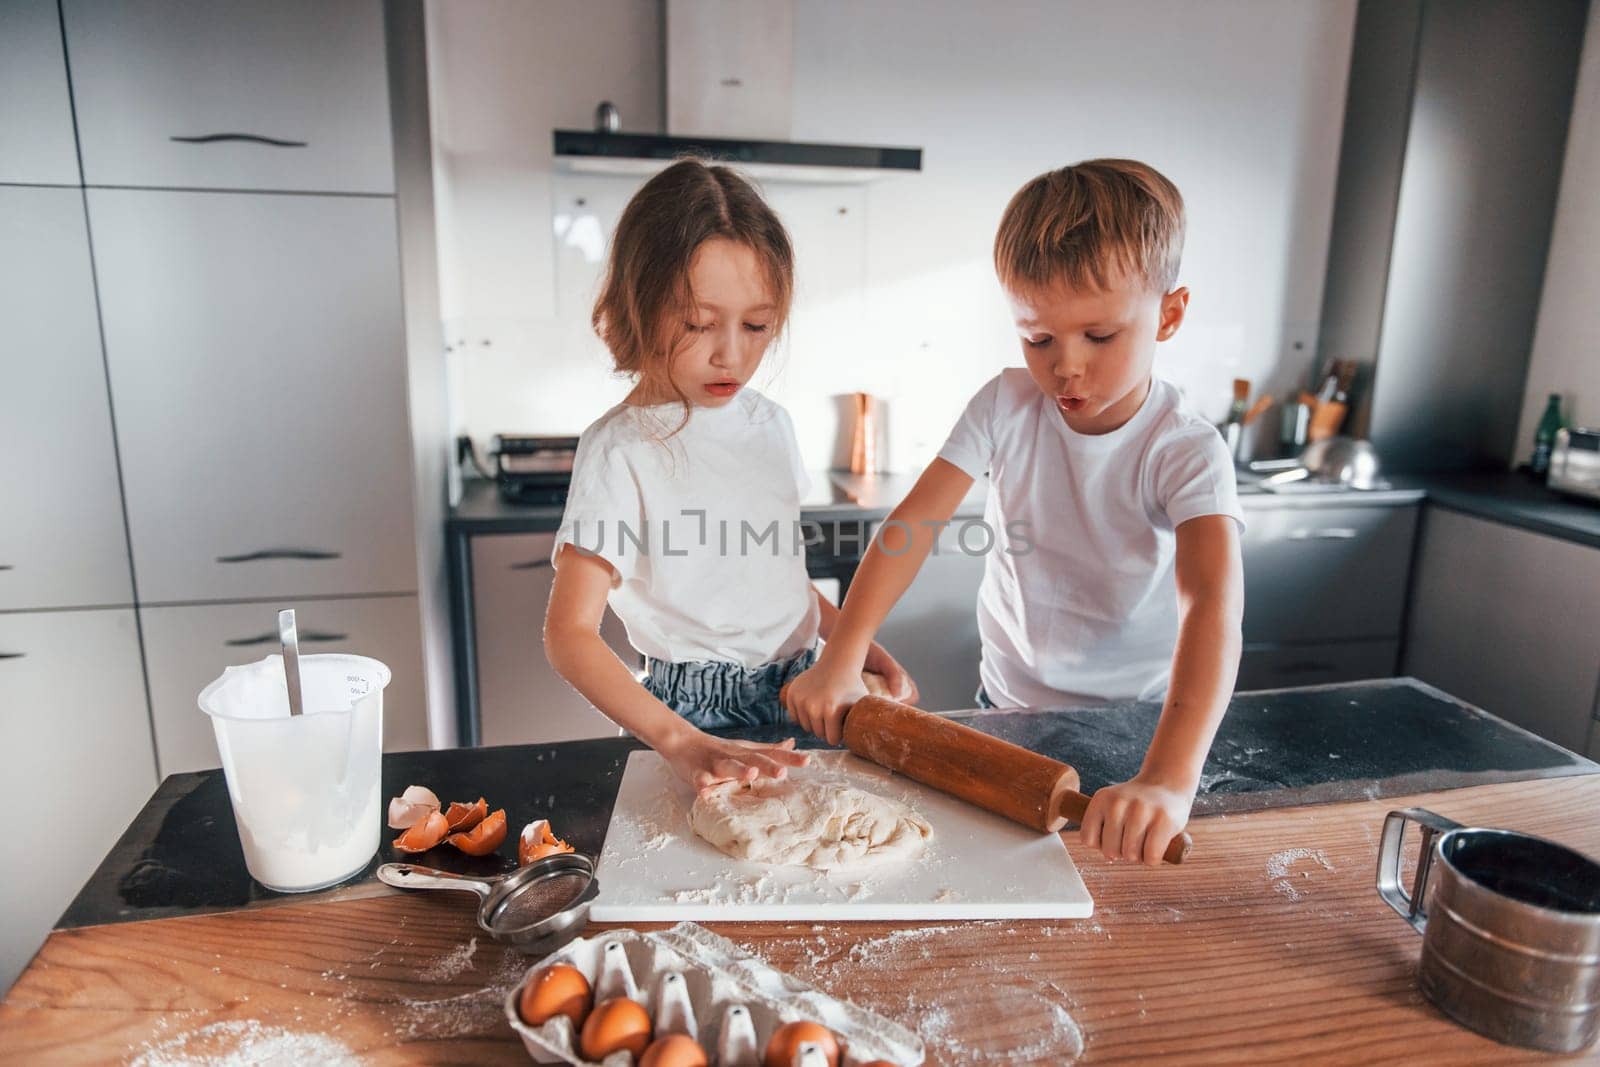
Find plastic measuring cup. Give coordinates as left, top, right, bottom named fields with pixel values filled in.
left=198, top=654, right=391, bottom=892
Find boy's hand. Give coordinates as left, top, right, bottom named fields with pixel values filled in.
left=1079, top=773, right=1195, bottom=867
left=782, top=661, right=867, bottom=745
left=659, top=731, right=810, bottom=795
left=862, top=641, right=919, bottom=704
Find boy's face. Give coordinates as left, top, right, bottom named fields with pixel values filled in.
left=1008, top=272, right=1189, bottom=435
left=672, top=237, right=778, bottom=407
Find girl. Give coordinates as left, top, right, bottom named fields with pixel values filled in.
left=544, top=159, right=917, bottom=794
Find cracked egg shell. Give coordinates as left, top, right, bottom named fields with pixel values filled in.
left=443, top=796, right=488, bottom=833
left=392, top=810, right=449, bottom=853
left=447, top=808, right=507, bottom=856
left=519, top=818, right=575, bottom=866
left=386, top=784, right=440, bottom=829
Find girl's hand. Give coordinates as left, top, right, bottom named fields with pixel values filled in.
left=1078, top=773, right=1195, bottom=867
left=659, top=731, right=810, bottom=795
left=862, top=642, right=919, bottom=704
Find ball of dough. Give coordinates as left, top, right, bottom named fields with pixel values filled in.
left=690, top=776, right=931, bottom=870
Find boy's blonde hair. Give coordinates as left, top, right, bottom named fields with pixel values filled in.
left=994, top=159, right=1185, bottom=295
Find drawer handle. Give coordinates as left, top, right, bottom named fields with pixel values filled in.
left=0, top=564, right=12, bottom=570
left=1287, top=528, right=1358, bottom=541
left=216, top=548, right=342, bottom=564
left=509, top=559, right=553, bottom=571
left=225, top=630, right=348, bottom=647
left=169, top=132, right=308, bottom=148
left=0, top=652, right=23, bottom=661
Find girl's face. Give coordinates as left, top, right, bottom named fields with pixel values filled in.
left=670, top=237, right=779, bottom=407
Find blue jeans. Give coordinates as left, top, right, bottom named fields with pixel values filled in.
left=645, top=645, right=818, bottom=730
left=975, top=685, right=995, bottom=709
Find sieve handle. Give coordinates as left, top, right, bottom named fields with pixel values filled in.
left=1377, top=807, right=1462, bottom=934
left=377, top=862, right=495, bottom=902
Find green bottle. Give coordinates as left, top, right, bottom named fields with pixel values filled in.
left=1530, top=393, right=1565, bottom=478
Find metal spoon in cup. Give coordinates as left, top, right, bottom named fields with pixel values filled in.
left=278, top=608, right=305, bottom=716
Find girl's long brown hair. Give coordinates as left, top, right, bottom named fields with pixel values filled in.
left=592, top=158, right=795, bottom=420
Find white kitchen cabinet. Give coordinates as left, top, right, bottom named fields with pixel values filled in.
left=88, top=189, right=419, bottom=604
left=874, top=520, right=987, bottom=711
left=1404, top=509, right=1600, bottom=753
left=0, top=0, right=80, bottom=185
left=0, top=187, right=133, bottom=611
left=140, top=595, right=429, bottom=776
left=0, top=609, right=155, bottom=994
left=474, top=533, right=634, bottom=746
left=60, top=0, right=393, bottom=194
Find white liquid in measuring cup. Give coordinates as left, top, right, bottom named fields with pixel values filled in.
left=202, top=655, right=390, bottom=893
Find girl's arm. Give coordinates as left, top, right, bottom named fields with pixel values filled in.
left=1079, top=514, right=1244, bottom=865
left=785, top=458, right=975, bottom=742
left=545, top=545, right=809, bottom=792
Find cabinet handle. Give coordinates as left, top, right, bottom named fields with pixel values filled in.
left=0, top=564, right=13, bottom=570
left=169, top=132, right=308, bottom=148
left=1287, top=528, right=1359, bottom=541
left=225, top=630, right=348, bottom=647
left=509, top=560, right=553, bottom=571
left=0, top=652, right=23, bottom=661
left=216, top=549, right=341, bottom=564
left=225, top=630, right=347, bottom=646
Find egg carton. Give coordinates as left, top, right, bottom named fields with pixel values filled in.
left=504, top=921, right=924, bottom=1066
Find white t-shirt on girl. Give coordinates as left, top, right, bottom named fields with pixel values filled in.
left=553, top=388, right=820, bottom=669
left=937, top=370, right=1244, bottom=709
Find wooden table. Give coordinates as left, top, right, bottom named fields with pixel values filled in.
left=4, top=776, right=1598, bottom=1065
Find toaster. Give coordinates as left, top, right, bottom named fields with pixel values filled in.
left=1548, top=427, right=1600, bottom=503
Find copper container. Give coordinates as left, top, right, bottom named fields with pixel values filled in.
left=848, top=392, right=881, bottom=475
left=1378, top=807, right=1600, bottom=1052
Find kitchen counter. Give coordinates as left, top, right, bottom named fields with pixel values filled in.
left=448, top=471, right=988, bottom=537
left=1417, top=469, right=1600, bottom=549
left=47, top=679, right=1597, bottom=932
left=5, top=746, right=1596, bottom=1062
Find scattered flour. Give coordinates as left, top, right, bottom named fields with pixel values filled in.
left=129, top=1020, right=359, bottom=1067
left=1267, top=847, right=1334, bottom=901
left=757, top=923, right=1085, bottom=1065
left=417, top=935, right=478, bottom=982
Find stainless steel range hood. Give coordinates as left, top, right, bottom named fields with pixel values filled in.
left=553, top=0, right=922, bottom=184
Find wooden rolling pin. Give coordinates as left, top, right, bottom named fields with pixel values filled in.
left=841, top=695, right=1193, bottom=865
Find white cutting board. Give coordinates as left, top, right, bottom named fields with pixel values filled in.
left=591, top=750, right=1093, bottom=921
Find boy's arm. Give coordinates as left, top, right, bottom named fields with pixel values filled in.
left=1079, top=514, right=1244, bottom=865
left=785, top=458, right=975, bottom=742
left=545, top=545, right=808, bottom=791
left=812, top=587, right=920, bottom=705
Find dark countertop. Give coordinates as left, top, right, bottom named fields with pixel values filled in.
left=1416, top=469, right=1600, bottom=548
left=60, top=678, right=1595, bottom=931
left=446, top=470, right=988, bottom=536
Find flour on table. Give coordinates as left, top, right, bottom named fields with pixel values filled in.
left=689, top=775, right=932, bottom=870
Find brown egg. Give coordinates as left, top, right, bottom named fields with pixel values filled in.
left=638, top=1032, right=709, bottom=1067
left=763, top=1020, right=841, bottom=1067
left=518, top=963, right=592, bottom=1028
left=580, top=996, right=653, bottom=1060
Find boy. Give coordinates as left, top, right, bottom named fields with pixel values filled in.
left=784, top=159, right=1245, bottom=867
